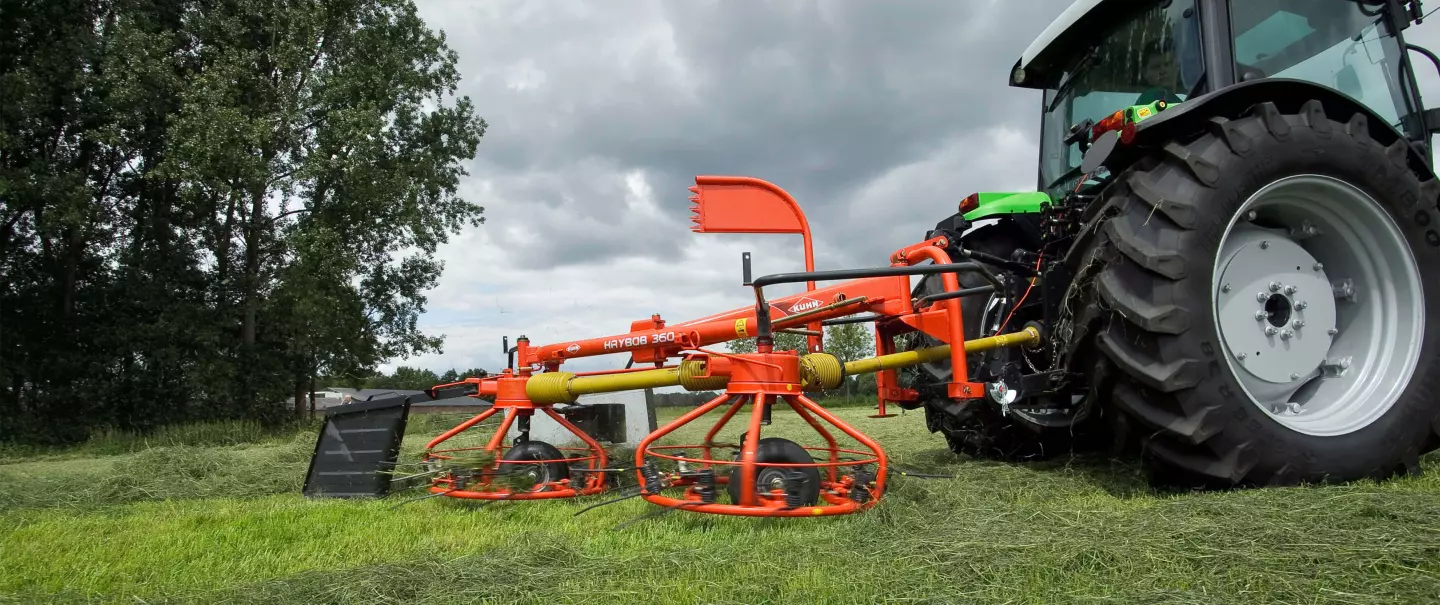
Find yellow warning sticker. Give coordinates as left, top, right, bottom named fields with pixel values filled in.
left=735, top=319, right=748, bottom=337
left=812, top=507, right=824, bottom=516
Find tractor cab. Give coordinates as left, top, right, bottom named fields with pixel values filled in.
left=1010, top=0, right=1435, bottom=199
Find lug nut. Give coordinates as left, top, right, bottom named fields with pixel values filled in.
left=1332, top=279, right=1355, bottom=300
left=1321, top=356, right=1353, bottom=377
left=1284, top=284, right=1298, bottom=294
left=1281, top=329, right=1293, bottom=340
left=1269, top=281, right=1282, bottom=292
left=1255, top=311, right=1267, bottom=320
left=1295, top=301, right=1308, bottom=310
left=1292, top=319, right=1305, bottom=328
left=1313, top=262, right=1324, bottom=271
left=1257, top=292, right=1269, bottom=302
left=1265, top=326, right=1279, bottom=336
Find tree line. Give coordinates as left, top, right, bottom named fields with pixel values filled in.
left=0, top=0, right=485, bottom=444
left=323, top=366, right=486, bottom=392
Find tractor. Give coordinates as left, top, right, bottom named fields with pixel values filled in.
left=902, top=0, right=1440, bottom=487
left=309, top=0, right=1440, bottom=513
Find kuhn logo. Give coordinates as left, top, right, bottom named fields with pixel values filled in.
left=565, top=344, right=581, bottom=354
left=789, top=297, right=823, bottom=313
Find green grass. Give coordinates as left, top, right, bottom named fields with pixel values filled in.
left=3, top=405, right=1440, bottom=604
left=0, top=419, right=314, bottom=464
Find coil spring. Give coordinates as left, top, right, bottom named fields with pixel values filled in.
left=783, top=471, right=810, bottom=508
left=849, top=466, right=875, bottom=504
left=525, top=371, right=577, bottom=404
left=678, top=359, right=729, bottom=391
left=694, top=469, right=716, bottom=504
left=799, top=353, right=844, bottom=391
left=451, top=469, right=471, bottom=491
left=640, top=462, right=665, bottom=494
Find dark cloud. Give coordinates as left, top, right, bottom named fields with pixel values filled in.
left=418, top=0, right=1073, bottom=270
left=395, top=0, right=1440, bottom=374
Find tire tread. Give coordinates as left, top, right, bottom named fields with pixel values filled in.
left=1077, top=98, right=1440, bottom=486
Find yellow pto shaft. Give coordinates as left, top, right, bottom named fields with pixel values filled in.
left=524, top=326, right=1042, bottom=404
left=842, top=326, right=1041, bottom=375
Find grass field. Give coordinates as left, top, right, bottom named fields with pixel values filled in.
left=3, top=403, right=1440, bottom=604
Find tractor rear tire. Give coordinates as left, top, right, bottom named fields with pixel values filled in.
left=909, top=225, right=1100, bottom=461
left=1070, top=100, right=1440, bottom=487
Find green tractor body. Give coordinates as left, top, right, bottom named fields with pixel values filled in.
left=961, top=192, right=1053, bottom=221
left=910, top=0, right=1440, bottom=487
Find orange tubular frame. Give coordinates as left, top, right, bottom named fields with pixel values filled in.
left=421, top=365, right=609, bottom=501
left=634, top=351, right=888, bottom=517
left=414, top=175, right=996, bottom=515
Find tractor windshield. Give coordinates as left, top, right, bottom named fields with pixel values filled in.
left=1038, top=0, right=1204, bottom=195
left=1230, top=1, right=1414, bottom=131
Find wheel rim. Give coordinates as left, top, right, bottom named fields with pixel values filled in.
left=1212, top=174, right=1424, bottom=437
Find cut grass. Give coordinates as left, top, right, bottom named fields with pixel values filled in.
left=2, top=406, right=1440, bottom=604
left=0, top=419, right=315, bottom=465
left=0, top=435, right=315, bottom=512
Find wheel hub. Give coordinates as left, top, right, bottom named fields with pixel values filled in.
left=1216, top=231, right=1336, bottom=385
left=766, top=473, right=786, bottom=491
left=1211, top=174, right=1425, bottom=437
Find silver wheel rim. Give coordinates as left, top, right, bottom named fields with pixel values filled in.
left=1212, top=174, right=1424, bottom=437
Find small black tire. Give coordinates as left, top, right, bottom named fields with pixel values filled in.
left=501, top=440, right=570, bottom=489
left=726, top=437, right=821, bottom=506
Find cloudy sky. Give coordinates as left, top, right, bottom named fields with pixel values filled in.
left=388, top=0, right=1440, bottom=376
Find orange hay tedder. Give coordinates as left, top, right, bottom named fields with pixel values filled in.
left=309, top=0, right=1440, bottom=515
left=409, top=175, right=1044, bottom=517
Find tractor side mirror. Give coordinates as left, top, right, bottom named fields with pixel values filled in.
left=1081, top=130, right=1120, bottom=175
left=1064, top=118, right=1095, bottom=153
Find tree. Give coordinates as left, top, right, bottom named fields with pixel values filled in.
left=437, top=367, right=485, bottom=384
left=726, top=331, right=808, bottom=354
left=160, top=0, right=486, bottom=417
left=823, top=323, right=874, bottom=395
left=364, top=366, right=441, bottom=391
left=724, top=324, right=874, bottom=394
left=822, top=323, right=873, bottom=365
left=0, top=0, right=486, bottom=444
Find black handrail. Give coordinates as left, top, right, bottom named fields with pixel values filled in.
left=742, top=254, right=1002, bottom=346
